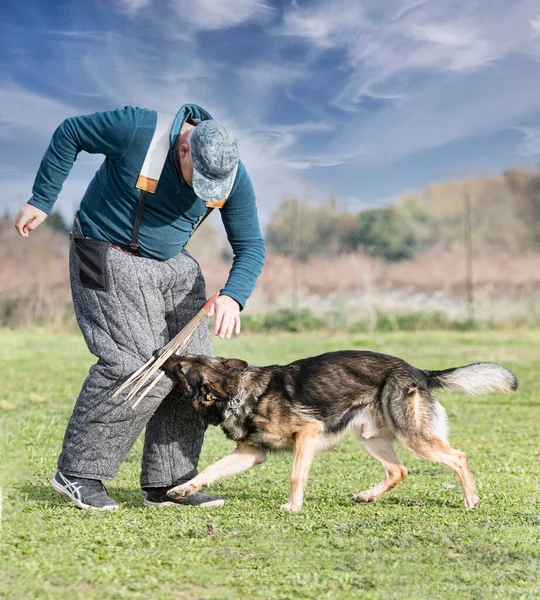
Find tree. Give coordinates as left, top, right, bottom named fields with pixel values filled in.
left=350, top=206, right=422, bottom=261
left=266, top=198, right=343, bottom=261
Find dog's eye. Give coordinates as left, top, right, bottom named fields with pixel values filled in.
left=205, top=391, right=226, bottom=403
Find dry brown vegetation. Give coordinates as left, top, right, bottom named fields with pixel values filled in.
left=2, top=220, right=540, bottom=328
left=3, top=167, right=540, bottom=327
left=0, top=220, right=72, bottom=327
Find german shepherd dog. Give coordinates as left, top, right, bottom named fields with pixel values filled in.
left=162, top=351, right=517, bottom=511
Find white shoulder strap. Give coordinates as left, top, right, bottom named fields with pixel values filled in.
left=136, top=112, right=176, bottom=193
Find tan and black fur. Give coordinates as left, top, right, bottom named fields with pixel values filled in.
left=162, top=351, right=517, bottom=511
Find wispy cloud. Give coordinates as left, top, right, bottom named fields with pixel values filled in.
left=120, top=0, right=151, bottom=11
left=0, top=83, right=82, bottom=139
left=2, top=0, right=540, bottom=218
left=271, top=0, right=540, bottom=169
left=530, top=14, right=540, bottom=35
left=0, top=3, right=327, bottom=216
left=515, top=126, right=540, bottom=157
left=174, top=0, right=274, bottom=30
left=277, top=0, right=540, bottom=111
left=120, top=0, right=275, bottom=30
left=391, top=0, right=432, bottom=22
left=277, top=1, right=365, bottom=48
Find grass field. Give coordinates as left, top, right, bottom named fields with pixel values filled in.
left=1, top=329, right=539, bottom=599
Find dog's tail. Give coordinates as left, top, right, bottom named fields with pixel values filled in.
left=424, top=363, right=518, bottom=395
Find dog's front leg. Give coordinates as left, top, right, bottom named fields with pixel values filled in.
left=167, top=444, right=267, bottom=500
left=281, top=423, right=323, bottom=512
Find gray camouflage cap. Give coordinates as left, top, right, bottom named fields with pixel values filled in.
left=189, top=120, right=239, bottom=205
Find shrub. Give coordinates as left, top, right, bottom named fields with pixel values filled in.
left=242, top=308, right=325, bottom=333
left=350, top=311, right=477, bottom=333
left=349, top=206, right=424, bottom=262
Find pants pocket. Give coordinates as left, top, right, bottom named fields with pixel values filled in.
left=73, top=237, right=110, bottom=292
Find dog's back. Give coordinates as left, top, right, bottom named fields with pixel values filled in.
left=244, top=351, right=515, bottom=439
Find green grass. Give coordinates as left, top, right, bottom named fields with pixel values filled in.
left=1, top=329, right=539, bottom=599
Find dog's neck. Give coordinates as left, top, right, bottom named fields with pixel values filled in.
left=229, top=371, right=248, bottom=409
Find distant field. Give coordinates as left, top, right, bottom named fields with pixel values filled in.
left=1, top=329, right=539, bottom=599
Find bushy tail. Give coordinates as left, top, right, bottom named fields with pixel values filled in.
left=424, top=363, right=518, bottom=396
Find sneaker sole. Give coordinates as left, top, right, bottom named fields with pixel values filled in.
left=143, top=498, right=225, bottom=509
left=50, top=478, right=118, bottom=511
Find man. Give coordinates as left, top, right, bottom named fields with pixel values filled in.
left=14, top=104, right=265, bottom=510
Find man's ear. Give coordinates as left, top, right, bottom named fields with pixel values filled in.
left=221, top=358, right=248, bottom=369
left=161, top=357, right=192, bottom=396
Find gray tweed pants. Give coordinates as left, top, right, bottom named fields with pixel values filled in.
left=58, top=218, right=211, bottom=488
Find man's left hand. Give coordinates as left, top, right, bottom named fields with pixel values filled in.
left=208, top=295, right=241, bottom=339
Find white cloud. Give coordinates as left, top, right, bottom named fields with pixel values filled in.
left=3, top=0, right=540, bottom=220
left=515, top=126, right=540, bottom=157
left=0, top=83, right=82, bottom=139
left=120, top=0, right=152, bottom=12
left=328, top=57, right=540, bottom=166
left=171, top=0, right=274, bottom=30
left=277, top=0, right=540, bottom=112
left=270, top=0, right=540, bottom=169
left=0, top=25, right=325, bottom=221
left=277, top=1, right=365, bottom=48
left=118, top=0, right=274, bottom=30
left=0, top=82, right=107, bottom=217
left=391, top=0, right=432, bottom=22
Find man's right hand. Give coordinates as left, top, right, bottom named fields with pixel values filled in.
left=14, top=204, right=48, bottom=238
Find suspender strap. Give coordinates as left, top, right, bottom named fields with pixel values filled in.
left=129, top=190, right=148, bottom=254
left=191, top=207, right=214, bottom=237
left=130, top=196, right=213, bottom=255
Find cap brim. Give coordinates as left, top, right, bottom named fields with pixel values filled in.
left=192, top=163, right=238, bottom=204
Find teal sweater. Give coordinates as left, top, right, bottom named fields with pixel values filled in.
left=28, top=105, right=265, bottom=309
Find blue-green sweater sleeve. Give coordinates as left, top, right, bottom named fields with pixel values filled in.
left=28, top=107, right=139, bottom=214
left=219, top=161, right=265, bottom=310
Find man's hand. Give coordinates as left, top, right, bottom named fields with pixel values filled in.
left=208, top=295, right=241, bottom=339
left=14, top=204, right=48, bottom=238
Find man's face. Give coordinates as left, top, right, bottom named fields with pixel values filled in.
left=178, top=142, right=194, bottom=187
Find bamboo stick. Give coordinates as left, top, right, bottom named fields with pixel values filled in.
left=131, top=371, right=165, bottom=410
left=112, top=355, right=155, bottom=398
left=124, top=317, right=201, bottom=402
left=114, top=291, right=218, bottom=404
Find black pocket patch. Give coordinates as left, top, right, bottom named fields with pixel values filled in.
left=73, top=237, right=110, bottom=292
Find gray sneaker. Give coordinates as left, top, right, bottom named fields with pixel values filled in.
left=51, top=471, right=118, bottom=511
left=144, top=487, right=224, bottom=508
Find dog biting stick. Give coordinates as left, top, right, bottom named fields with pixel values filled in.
left=112, top=291, right=219, bottom=408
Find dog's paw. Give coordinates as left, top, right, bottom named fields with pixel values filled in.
left=167, top=483, right=198, bottom=499
left=463, top=493, right=480, bottom=508
left=353, top=492, right=376, bottom=503
left=280, top=502, right=302, bottom=512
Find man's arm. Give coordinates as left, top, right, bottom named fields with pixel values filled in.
left=218, top=161, right=265, bottom=318
left=15, top=106, right=139, bottom=237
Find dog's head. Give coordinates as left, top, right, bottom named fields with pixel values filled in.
left=161, top=354, right=248, bottom=425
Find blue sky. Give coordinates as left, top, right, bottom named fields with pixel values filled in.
left=1, top=0, right=540, bottom=223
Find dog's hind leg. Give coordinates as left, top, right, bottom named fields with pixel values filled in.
left=167, top=444, right=267, bottom=500
left=281, top=422, right=323, bottom=512
left=394, top=391, right=479, bottom=508
left=400, top=435, right=479, bottom=508
left=353, top=435, right=408, bottom=503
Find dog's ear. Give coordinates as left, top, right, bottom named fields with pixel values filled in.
left=161, top=357, right=193, bottom=396
left=161, top=356, right=183, bottom=378
left=220, top=358, right=248, bottom=369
